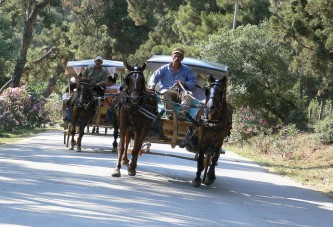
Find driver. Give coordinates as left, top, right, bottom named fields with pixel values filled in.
left=82, top=56, right=110, bottom=97
left=148, top=47, right=196, bottom=120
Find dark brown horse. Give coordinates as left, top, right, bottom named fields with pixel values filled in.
left=68, top=79, right=96, bottom=151
left=112, top=62, right=157, bottom=177
left=192, top=75, right=232, bottom=187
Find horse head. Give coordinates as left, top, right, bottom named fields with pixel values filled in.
left=124, top=62, right=146, bottom=105
left=204, top=74, right=227, bottom=119
left=76, top=78, right=94, bottom=107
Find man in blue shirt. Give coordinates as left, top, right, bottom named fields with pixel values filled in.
left=148, top=47, right=196, bottom=120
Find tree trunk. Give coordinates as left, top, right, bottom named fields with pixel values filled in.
left=11, top=0, right=52, bottom=88
left=42, top=76, right=58, bottom=98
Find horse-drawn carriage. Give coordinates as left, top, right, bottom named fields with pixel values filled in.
left=64, top=55, right=232, bottom=187
left=62, top=59, right=125, bottom=146
left=110, top=56, right=232, bottom=187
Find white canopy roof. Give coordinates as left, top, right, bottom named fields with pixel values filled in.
left=67, top=59, right=124, bottom=68
left=146, top=55, right=228, bottom=78
left=65, top=59, right=125, bottom=76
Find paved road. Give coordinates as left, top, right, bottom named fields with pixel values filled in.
left=0, top=130, right=333, bottom=227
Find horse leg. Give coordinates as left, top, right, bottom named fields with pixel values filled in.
left=69, top=114, right=78, bottom=150
left=127, top=132, right=141, bottom=176
left=121, top=129, right=130, bottom=166
left=76, top=122, right=86, bottom=152
left=127, top=125, right=149, bottom=176
left=112, top=128, right=126, bottom=177
left=111, top=114, right=118, bottom=152
left=68, top=123, right=75, bottom=150
left=193, top=144, right=205, bottom=187
left=204, top=149, right=221, bottom=185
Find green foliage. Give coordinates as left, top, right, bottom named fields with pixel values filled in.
left=308, top=99, right=333, bottom=125
left=217, top=0, right=271, bottom=28
left=201, top=24, right=303, bottom=125
left=269, top=0, right=333, bottom=102
left=27, top=82, right=48, bottom=96
left=0, top=7, right=20, bottom=78
left=315, top=114, right=333, bottom=144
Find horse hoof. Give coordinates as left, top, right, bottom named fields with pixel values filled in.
left=192, top=178, right=202, bottom=187
left=69, top=147, right=74, bottom=150
left=204, top=177, right=216, bottom=185
left=121, top=159, right=129, bottom=166
left=111, top=147, right=117, bottom=152
left=128, top=171, right=136, bottom=176
left=127, top=167, right=136, bottom=176
left=76, top=147, right=81, bottom=152
left=112, top=170, right=121, bottom=177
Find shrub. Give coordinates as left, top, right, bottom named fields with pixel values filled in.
left=271, top=124, right=299, bottom=158
left=250, top=128, right=273, bottom=154
left=44, top=93, right=63, bottom=124
left=315, top=114, right=333, bottom=144
left=249, top=124, right=299, bottom=158
left=1, top=86, right=31, bottom=131
left=229, top=106, right=269, bottom=145
left=0, top=87, right=62, bottom=132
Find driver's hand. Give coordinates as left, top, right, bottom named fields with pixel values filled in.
left=176, top=80, right=183, bottom=87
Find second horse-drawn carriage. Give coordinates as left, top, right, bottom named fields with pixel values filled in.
left=62, top=59, right=125, bottom=147
left=63, top=55, right=232, bottom=187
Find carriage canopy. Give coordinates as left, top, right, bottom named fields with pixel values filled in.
left=146, top=55, right=228, bottom=78
left=65, top=59, right=125, bottom=77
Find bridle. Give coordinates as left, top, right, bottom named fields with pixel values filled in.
left=125, top=66, right=145, bottom=105
left=201, top=81, right=226, bottom=127
left=76, top=81, right=94, bottom=109
left=205, top=81, right=225, bottom=114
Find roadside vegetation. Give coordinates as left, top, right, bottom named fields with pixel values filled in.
left=227, top=134, right=333, bottom=198
left=226, top=106, right=333, bottom=197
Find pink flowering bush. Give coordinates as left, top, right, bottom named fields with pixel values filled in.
left=0, top=87, right=62, bottom=132
left=229, top=106, right=269, bottom=145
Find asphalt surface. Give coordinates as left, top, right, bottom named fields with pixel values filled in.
left=0, top=130, right=333, bottom=227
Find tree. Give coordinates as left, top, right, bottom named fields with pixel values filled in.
left=0, top=3, right=20, bottom=89
left=202, top=24, right=306, bottom=125
left=10, top=0, right=53, bottom=88
left=269, top=0, right=333, bottom=101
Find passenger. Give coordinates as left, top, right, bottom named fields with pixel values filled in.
left=65, top=73, right=82, bottom=94
left=148, top=47, right=196, bottom=120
